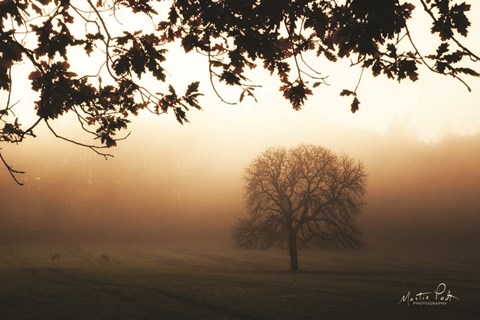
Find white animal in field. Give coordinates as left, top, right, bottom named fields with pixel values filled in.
left=100, top=254, right=110, bottom=262
left=50, top=253, right=60, bottom=260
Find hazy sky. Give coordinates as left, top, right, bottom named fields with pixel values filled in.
left=1, top=2, right=480, bottom=249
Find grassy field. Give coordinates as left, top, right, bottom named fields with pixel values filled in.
left=0, top=242, right=478, bottom=320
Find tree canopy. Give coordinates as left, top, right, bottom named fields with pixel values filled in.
left=1, top=0, right=479, bottom=184
left=234, top=145, right=366, bottom=271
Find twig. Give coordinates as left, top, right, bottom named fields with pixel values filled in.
left=207, top=46, right=237, bottom=105
left=44, top=119, right=113, bottom=160
left=85, top=0, right=118, bottom=81
left=0, top=151, right=24, bottom=186
left=354, top=67, right=365, bottom=94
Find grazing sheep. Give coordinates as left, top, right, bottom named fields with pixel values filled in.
left=50, top=253, right=60, bottom=260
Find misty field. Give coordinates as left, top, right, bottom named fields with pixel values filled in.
left=0, top=242, right=478, bottom=320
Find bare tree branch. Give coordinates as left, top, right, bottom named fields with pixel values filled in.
left=44, top=119, right=113, bottom=160
left=0, top=150, right=24, bottom=186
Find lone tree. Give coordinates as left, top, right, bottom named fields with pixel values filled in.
left=1, top=1, right=479, bottom=183
left=234, top=145, right=366, bottom=271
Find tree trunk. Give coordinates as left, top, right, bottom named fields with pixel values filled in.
left=288, top=230, right=299, bottom=271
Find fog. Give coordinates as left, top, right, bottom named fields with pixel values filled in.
left=359, top=132, right=480, bottom=253
left=1, top=0, right=480, bottom=262
left=1, top=118, right=479, bottom=258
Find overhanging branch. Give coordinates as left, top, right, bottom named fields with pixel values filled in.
left=0, top=150, right=24, bottom=186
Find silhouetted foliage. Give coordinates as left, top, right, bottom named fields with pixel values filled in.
left=1, top=1, right=479, bottom=184
left=234, top=145, right=366, bottom=271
